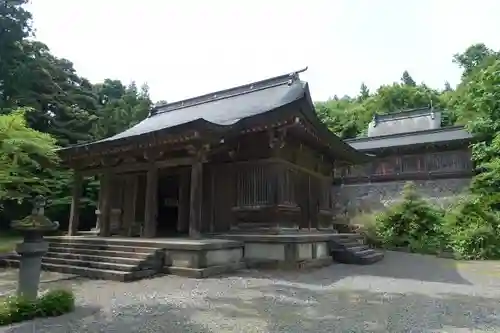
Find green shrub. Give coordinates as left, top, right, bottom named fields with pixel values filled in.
left=37, top=289, right=75, bottom=316
left=375, top=182, right=446, bottom=254
left=0, top=289, right=75, bottom=326
left=443, top=194, right=500, bottom=260
left=349, top=213, right=381, bottom=247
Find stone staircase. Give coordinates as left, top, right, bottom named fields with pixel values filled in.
left=1, top=238, right=165, bottom=282
left=329, top=234, right=384, bottom=265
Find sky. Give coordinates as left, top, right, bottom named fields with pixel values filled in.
left=27, top=0, right=500, bottom=103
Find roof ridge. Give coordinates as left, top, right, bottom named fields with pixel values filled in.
left=346, top=125, right=468, bottom=142
left=150, top=67, right=308, bottom=116
left=374, top=107, right=440, bottom=121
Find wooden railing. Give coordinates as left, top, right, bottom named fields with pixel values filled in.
left=334, top=150, right=472, bottom=180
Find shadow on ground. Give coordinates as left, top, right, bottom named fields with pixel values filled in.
left=4, top=303, right=214, bottom=333
left=206, top=284, right=500, bottom=332
left=230, top=251, right=473, bottom=286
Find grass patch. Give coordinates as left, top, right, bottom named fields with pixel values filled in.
left=0, top=289, right=75, bottom=326
left=0, top=231, right=22, bottom=254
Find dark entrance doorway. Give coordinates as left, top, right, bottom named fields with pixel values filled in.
left=157, top=173, right=184, bottom=237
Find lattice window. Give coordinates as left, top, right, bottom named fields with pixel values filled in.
left=236, top=166, right=274, bottom=207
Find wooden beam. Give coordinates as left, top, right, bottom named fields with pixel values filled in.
left=80, top=157, right=196, bottom=176
left=67, top=172, right=83, bottom=236
left=143, top=166, right=159, bottom=238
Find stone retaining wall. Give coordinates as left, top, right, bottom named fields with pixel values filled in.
left=332, top=178, right=471, bottom=221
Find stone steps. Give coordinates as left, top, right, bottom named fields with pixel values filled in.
left=43, top=252, right=155, bottom=266
left=329, top=234, right=384, bottom=265
left=48, top=242, right=159, bottom=253
left=46, top=247, right=153, bottom=259
left=1, top=238, right=164, bottom=281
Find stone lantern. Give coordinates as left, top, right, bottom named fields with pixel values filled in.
left=10, top=195, right=59, bottom=300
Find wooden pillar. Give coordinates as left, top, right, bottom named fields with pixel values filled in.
left=68, top=172, right=83, bottom=236
left=121, top=175, right=138, bottom=236
left=92, top=178, right=104, bottom=232
left=189, top=155, right=203, bottom=238
left=143, top=166, right=158, bottom=238
left=98, top=172, right=112, bottom=237
left=177, top=168, right=190, bottom=234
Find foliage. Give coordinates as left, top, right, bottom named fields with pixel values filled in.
left=92, top=80, right=151, bottom=140
left=401, top=70, right=416, bottom=86
left=438, top=58, right=500, bottom=260
left=443, top=195, right=500, bottom=259
left=0, top=2, right=152, bottom=230
left=453, top=43, right=499, bottom=78
left=315, top=74, right=452, bottom=138
left=0, top=109, right=59, bottom=203
left=0, top=230, right=21, bottom=253
left=375, top=182, right=446, bottom=254
left=348, top=213, right=380, bottom=247
left=0, top=289, right=75, bottom=326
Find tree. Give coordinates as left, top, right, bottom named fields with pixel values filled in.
left=0, top=0, right=33, bottom=108
left=0, top=108, right=59, bottom=203
left=443, top=81, right=453, bottom=92
left=453, top=43, right=498, bottom=77
left=315, top=99, right=359, bottom=139
left=455, top=59, right=500, bottom=181
left=92, top=81, right=152, bottom=139
left=443, top=59, right=500, bottom=260
left=358, top=83, right=370, bottom=102
left=364, top=83, right=442, bottom=114
left=401, top=70, right=416, bottom=86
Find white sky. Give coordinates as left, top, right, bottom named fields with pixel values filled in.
left=27, top=0, right=500, bottom=103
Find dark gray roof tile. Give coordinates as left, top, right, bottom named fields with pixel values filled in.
left=103, top=78, right=306, bottom=142
left=347, top=126, right=472, bottom=151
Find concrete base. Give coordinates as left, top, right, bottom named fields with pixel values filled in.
left=217, top=233, right=338, bottom=270
left=38, top=236, right=245, bottom=279
left=160, top=239, right=244, bottom=277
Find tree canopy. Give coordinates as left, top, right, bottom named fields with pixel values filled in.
left=0, top=1, right=152, bottom=229
left=0, top=108, right=58, bottom=202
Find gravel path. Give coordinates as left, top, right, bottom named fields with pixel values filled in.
left=3, top=251, right=500, bottom=332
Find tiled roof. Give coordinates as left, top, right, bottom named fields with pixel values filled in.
left=346, top=126, right=472, bottom=151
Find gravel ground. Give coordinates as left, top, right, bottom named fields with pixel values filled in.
left=3, top=251, right=500, bottom=333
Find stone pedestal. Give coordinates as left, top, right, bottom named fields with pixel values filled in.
left=11, top=195, right=59, bottom=300
left=15, top=234, right=49, bottom=300
left=91, top=209, right=101, bottom=233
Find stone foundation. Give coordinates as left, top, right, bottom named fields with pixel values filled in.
left=160, top=239, right=245, bottom=278
left=219, top=233, right=335, bottom=269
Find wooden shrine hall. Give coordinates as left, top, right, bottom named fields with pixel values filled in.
left=61, top=68, right=371, bottom=240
